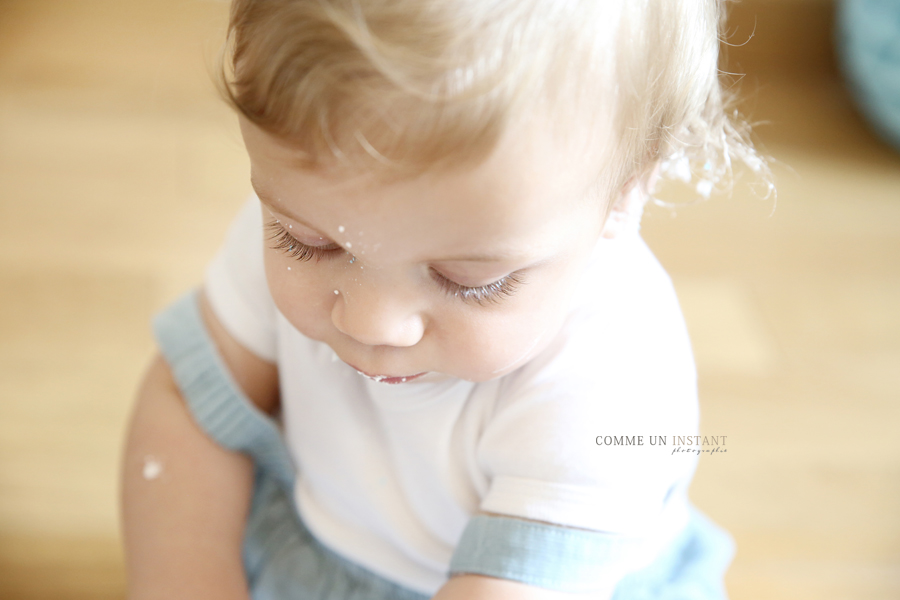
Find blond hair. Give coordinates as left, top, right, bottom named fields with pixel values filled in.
left=219, top=0, right=765, bottom=205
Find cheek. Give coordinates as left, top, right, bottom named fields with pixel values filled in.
left=444, top=299, right=566, bottom=381
left=263, top=251, right=335, bottom=339
left=454, top=261, right=587, bottom=380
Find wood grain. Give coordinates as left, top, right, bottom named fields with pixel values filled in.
left=1, top=0, right=898, bottom=598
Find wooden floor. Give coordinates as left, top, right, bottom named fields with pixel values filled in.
left=1, top=1, right=898, bottom=598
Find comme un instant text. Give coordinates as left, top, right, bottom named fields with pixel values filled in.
left=594, top=435, right=728, bottom=446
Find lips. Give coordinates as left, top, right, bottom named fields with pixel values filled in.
left=347, top=363, right=427, bottom=384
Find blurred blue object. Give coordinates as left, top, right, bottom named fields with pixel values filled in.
left=837, top=0, right=900, bottom=152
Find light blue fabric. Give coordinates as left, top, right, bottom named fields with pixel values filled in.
left=449, top=509, right=734, bottom=599
left=152, top=290, right=296, bottom=490
left=837, top=0, right=900, bottom=151
left=449, top=513, right=647, bottom=593
left=153, top=290, right=735, bottom=599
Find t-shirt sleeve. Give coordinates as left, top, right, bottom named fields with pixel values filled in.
left=450, top=234, right=701, bottom=592
left=203, top=195, right=278, bottom=362
left=477, top=305, right=699, bottom=534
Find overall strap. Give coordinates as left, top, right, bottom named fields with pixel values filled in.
left=152, top=290, right=296, bottom=492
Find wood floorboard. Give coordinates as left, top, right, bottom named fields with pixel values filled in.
left=1, top=0, right=898, bottom=598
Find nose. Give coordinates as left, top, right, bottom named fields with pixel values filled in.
left=331, top=282, right=425, bottom=348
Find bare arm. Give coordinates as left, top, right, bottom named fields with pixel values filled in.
left=121, top=292, right=279, bottom=599
left=433, top=574, right=609, bottom=600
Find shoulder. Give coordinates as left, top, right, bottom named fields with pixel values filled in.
left=200, top=197, right=281, bottom=414
left=570, top=231, right=687, bottom=342
left=474, top=233, right=698, bottom=531
left=204, top=196, right=279, bottom=363
left=499, top=232, right=696, bottom=423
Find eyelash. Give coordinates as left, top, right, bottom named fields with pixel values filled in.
left=431, top=270, right=525, bottom=306
left=265, top=221, right=524, bottom=305
left=266, top=221, right=343, bottom=262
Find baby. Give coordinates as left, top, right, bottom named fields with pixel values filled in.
left=122, top=0, right=761, bottom=599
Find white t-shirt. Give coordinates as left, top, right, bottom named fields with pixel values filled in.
left=205, top=197, right=700, bottom=596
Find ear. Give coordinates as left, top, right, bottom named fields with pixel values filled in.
left=600, top=164, right=660, bottom=239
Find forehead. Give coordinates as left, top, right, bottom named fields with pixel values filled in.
left=241, top=116, right=607, bottom=261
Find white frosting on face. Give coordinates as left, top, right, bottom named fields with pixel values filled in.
left=142, top=456, right=163, bottom=480
left=243, top=113, right=609, bottom=383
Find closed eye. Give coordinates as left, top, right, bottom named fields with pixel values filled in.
left=430, top=269, right=525, bottom=306
left=267, top=218, right=525, bottom=304
left=265, top=221, right=344, bottom=262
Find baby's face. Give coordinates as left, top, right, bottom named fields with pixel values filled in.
left=240, top=116, right=610, bottom=383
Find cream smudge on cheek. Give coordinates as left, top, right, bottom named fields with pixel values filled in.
left=142, top=455, right=163, bottom=481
